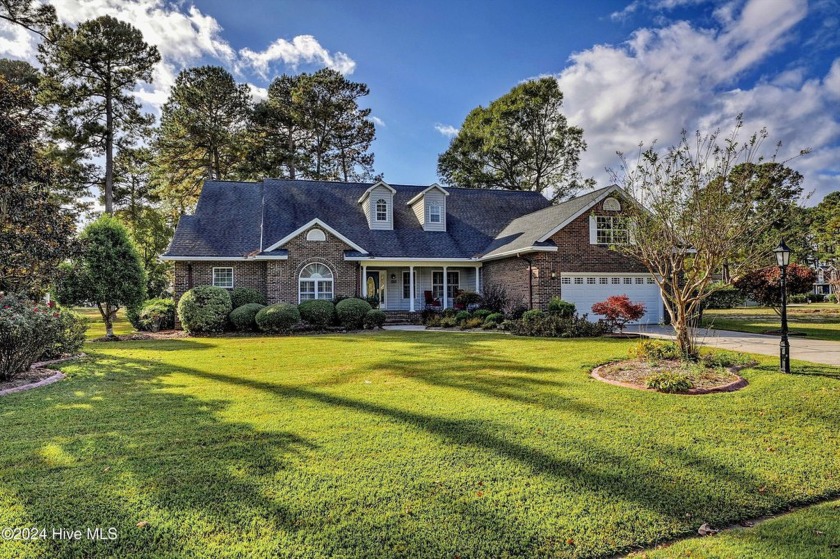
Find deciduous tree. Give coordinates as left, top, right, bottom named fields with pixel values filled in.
left=438, top=77, right=591, bottom=202
left=733, top=264, right=815, bottom=314
left=38, top=15, right=160, bottom=214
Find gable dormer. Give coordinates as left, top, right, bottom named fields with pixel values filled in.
left=357, top=181, right=396, bottom=230
left=407, top=183, right=449, bottom=231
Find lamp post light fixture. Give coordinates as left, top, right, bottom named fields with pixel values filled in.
left=773, top=240, right=791, bottom=373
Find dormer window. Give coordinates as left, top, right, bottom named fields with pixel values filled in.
left=375, top=198, right=388, bottom=222
left=429, top=205, right=442, bottom=223
left=407, top=183, right=449, bottom=231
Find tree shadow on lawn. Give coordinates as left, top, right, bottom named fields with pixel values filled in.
left=0, top=354, right=315, bottom=559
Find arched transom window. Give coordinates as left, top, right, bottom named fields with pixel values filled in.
left=375, top=198, right=388, bottom=221
left=299, top=263, right=334, bottom=302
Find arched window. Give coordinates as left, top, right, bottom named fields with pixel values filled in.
left=306, top=228, right=326, bottom=241
left=375, top=198, right=388, bottom=221
left=603, top=197, right=621, bottom=212
left=299, top=263, right=334, bottom=302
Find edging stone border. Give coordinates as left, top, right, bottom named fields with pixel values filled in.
left=0, top=354, right=84, bottom=397
left=591, top=364, right=748, bottom=395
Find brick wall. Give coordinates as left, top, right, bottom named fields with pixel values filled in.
left=481, top=257, right=533, bottom=310
left=173, top=260, right=267, bottom=304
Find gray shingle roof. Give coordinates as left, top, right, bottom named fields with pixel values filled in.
left=164, top=179, right=615, bottom=260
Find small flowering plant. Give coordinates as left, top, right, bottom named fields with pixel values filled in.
left=0, top=293, right=61, bottom=381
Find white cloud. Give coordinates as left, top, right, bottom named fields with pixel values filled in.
left=247, top=83, right=269, bottom=102
left=610, top=0, right=713, bottom=22
left=370, top=115, right=385, bottom=127
left=0, top=20, right=39, bottom=60
left=239, top=35, right=356, bottom=78
left=434, top=123, right=459, bottom=138
left=555, top=0, right=838, bottom=201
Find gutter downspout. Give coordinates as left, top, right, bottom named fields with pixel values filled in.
left=518, top=254, right=533, bottom=310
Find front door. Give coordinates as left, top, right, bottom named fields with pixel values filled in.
left=366, top=270, right=387, bottom=309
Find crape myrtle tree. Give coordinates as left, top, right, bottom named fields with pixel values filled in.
left=0, top=75, right=77, bottom=296
left=438, top=77, right=593, bottom=203
left=611, top=117, right=807, bottom=358
left=55, top=216, right=146, bottom=338
left=38, top=15, right=160, bottom=215
left=154, top=66, right=251, bottom=214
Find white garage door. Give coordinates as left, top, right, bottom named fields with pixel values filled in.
left=559, top=273, right=663, bottom=325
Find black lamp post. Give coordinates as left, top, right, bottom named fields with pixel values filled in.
left=773, top=240, right=791, bottom=373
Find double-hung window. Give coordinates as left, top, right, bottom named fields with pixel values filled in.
left=429, top=205, right=442, bottom=224
left=431, top=271, right=459, bottom=300
left=595, top=216, right=629, bottom=245
left=402, top=271, right=416, bottom=299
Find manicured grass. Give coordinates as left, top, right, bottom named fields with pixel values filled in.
left=73, top=307, right=134, bottom=340
left=1, top=332, right=839, bottom=558
left=629, top=499, right=840, bottom=559
left=703, top=304, right=840, bottom=342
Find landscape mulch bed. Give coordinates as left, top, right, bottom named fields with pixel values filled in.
left=593, top=359, right=748, bottom=395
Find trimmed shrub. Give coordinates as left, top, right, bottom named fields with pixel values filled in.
left=298, top=300, right=336, bottom=329
left=230, top=287, right=266, bottom=309
left=789, top=294, right=808, bottom=304
left=455, top=310, right=472, bottom=322
left=645, top=371, right=694, bottom=393
left=454, top=291, right=483, bottom=308
left=364, top=309, right=386, bottom=329
left=508, top=313, right=606, bottom=338
left=440, top=316, right=458, bottom=328
left=229, top=303, right=265, bottom=332
left=136, top=298, right=176, bottom=332
left=177, top=286, right=232, bottom=334
left=629, top=340, right=682, bottom=361
left=521, top=309, right=544, bottom=323
left=461, top=317, right=484, bottom=329
left=473, top=309, right=492, bottom=321
left=39, top=306, right=87, bottom=360
left=256, top=303, right=301, bottom=333
left=484, top=312, right=504, bottom=326
left=331, top=295, right=350, bottom=306
left=0, top=294, right=61, bottom=381
left=126, top=304, right=142, bottom=330
left=702, top=284, right=746, bottom=309
left=335, top=298, right=372, bottom=330
left=807, top=292, right=826, bottom=303
left=442, top=307, right=457, bottom=318
left=548, top=297, right=576, bottom=318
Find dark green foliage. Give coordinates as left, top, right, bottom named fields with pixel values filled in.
left=229, top=303, right=265, bottom=332
left=455, top=310, right=472, bottom=322
left=699, top=351, right=754, bottom=369
left=0, top=293, right=60, bottom=380
left=628, top=340, right=682, bottom=361
left=364, top=295, right=380, bottom=309
left=177, top=286, right=232, bottom=334
left=364, top=309, right=386, bottom=329
left=298, top=300, right=336, bottom=329
left=480, top=283, right=508, bottom=313
left=38, top=15, right=160, bottom=214
left=829, top=294, right=838, bottom=304
left=135, top=298, right=176, bottom=332
left=442, top=307, right=458, bottom=318
left=547, top=297, right=576, bottom=318
left=702, top=284, right=746, bottom=309
left=39, top=307, right=87, bottom=360
left=521, top=309, right=544, bottom=323
left=439, top=316, right=458, bottom=328
left=255, top=303, right=301, bottom=333
left=230, top=287, right=267, bottom=309
left=454, top=291, right=482, bottom=307
left=484, top=312, right=504, bottom=326
left=472, top=309, right=492, bottom=321
left=335, top=298, right=373, bottom=330
left=507, top=304, right=529, bottom=320
left=645, top=371, right=694, bottom=393
left=438, top=77, right=590, bottom=201
left=508, top=314, right=606, bottom=338
left=53, top=216, right=146, bottom=337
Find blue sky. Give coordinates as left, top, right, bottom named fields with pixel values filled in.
left=1, top=0, right=838, bottom=202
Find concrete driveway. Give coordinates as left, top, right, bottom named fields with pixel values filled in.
left=627, top=325, right=840, bottom=367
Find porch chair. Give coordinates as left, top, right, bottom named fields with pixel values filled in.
left=424, top=290, right=441, bottom=311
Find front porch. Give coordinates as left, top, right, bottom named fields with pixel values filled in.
left=356, top=261, right=481, bottom=312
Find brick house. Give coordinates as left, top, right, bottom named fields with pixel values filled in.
left=162, top=179, right=664, bottom=324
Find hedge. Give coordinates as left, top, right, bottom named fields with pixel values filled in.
left=364, top=309, right=386, bottom=329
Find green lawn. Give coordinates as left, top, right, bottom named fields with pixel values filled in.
left=629, top=499, right=840, bottom=559
left=1, top=331, right=839, bottom=558
left=73, top=307, right=134, bottom=340
left=703, top=303, right=840, bottom=342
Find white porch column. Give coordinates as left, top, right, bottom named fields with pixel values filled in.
left=362, top=265, right=367, bottom=297
left=475, top=265, right=480, bottom=293
left=409, top=265, right=415, bottom=312
left=442, top=266, right=448, bottom=309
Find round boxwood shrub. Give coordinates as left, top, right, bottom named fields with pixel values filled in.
left=230, top=287, right=267, bottom=309
left=521, top=309, right=544, bottom=323
left=364, top=309, right=386, bottom=329
left=455, top=310, right=472, bottom=322
left=298, top=299, right=336, bottom=329
left=473, top=309, right=493, bottom=321
left=255, top=303, right=301, bottom=333
left=335, top=298, right=372, bottom=329
left=229, top=303, right=265, bottom=332
left=484, top=312, right=504, bottom=326
left=177, top=285, right=232, bottom=334
left=548, top=297, right=576, bottom=318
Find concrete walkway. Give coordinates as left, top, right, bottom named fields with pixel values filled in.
left=626, top=324, right=840, bottom=366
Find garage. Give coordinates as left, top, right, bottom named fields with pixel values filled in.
left=559, top=273, right=664, bottom=325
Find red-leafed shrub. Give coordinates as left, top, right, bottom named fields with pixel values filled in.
left=591, top=295, right=646, bottom=333
left=733, top=264, right=815, bottom=313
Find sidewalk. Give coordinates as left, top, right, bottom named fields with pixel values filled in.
left=626, top=325, right=840, bottom=366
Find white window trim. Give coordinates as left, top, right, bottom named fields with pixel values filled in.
left=212, top=267, right=234, bottom=289
left=306, top=228, right=326, bottom=241
left=402, top=271, right=417, bottom=300
left=375, top=198, right=388, bottom=222
left=432, top=270, right=459, bottom=299
left=429, top=204, right=442, bottom=224
left=591, top=215, right=630, bottom=246
left=298, top=263, right=334, bottom=303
